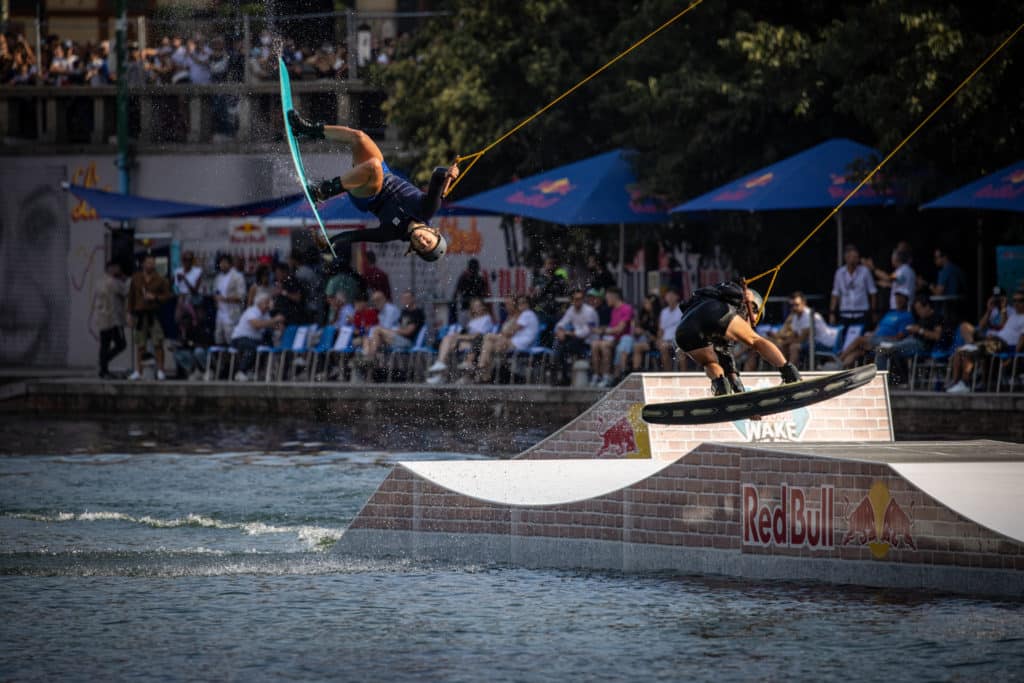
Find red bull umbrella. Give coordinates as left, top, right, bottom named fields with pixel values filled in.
left=455, top=149, right=670, bottom=225
left=920, top=160, right=1024, bottom=213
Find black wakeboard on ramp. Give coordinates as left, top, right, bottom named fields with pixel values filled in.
left=642, top=365, right=878, bottom=425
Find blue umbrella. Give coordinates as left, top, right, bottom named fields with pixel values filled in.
left=920, top=161, right=1024, bottom=212
left=671, top=139, right=906, bottom=264
left=920, top=161, right=1024, bottom=311
left=455, top=149, right=670, bottom=225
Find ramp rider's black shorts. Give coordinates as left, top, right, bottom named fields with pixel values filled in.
left=674, top=298, right=737, bottom=352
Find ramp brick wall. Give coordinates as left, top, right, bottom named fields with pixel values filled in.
left=519, top=372, right=892, bottom=462
left=345, top=443, right=1024, bottom=578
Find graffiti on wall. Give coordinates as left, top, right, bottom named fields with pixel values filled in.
left=0, top=167, right=70, bottom=366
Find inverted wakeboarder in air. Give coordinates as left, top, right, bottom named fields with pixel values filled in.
left=674, top=280, right=802, bottom=395
left=288, top=110, right=459, bottom=262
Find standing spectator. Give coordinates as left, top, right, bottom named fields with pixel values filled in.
left=361, top=251, right=391, bottom=299
left=213, top=253, right=245, bottom=344
left=186, top=35, right=212, bottom=84
left=585, top=254, right=617, bottom=292
left=293, top=250, right=324, bottom=324
left=452, top=258, right=489, bottom=323
left=589, top=287, right=633, bottom=388
left=829, top=244, right=877, bottom=326
left=230, top=293, right=284, bottom=381
left=473, top=295, right=539, bottom=382
left=867, top=249, right=915, bottom=311
left=946, top=289, right=1024, bottom=393
left=372, top=290, right=401, bottom=329
left=550, top=289, right=598, bottom=385
left=655, top=288, right=684, bottom=371
left=930, top=247, right=967, bottom=320
left=173, top=250, right=203, bottom=321
left=94, top=260, right=128, bottom=379
left=127, top=253, right=172, bottom=381
left=362, top=290, right=425, bottom=367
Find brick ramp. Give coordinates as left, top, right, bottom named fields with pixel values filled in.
left=336, top=441, right=1024, bottom=597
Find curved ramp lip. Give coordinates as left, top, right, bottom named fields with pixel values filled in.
left=401, top=458, right=676, bottom=507
left=889, top=461, right=1024, bottom=544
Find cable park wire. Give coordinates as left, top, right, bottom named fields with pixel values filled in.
left=443, top=0, right=707, bottom=198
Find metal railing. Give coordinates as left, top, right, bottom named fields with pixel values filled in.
left=0, top=79, right=393, bottom=149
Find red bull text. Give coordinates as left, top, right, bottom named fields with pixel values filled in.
left=743, top=484, right=835, bottom=549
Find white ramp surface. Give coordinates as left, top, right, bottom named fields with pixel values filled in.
left=402, top=459, right=672, bottom=507
left=890, top=461, right=1024, bottom=543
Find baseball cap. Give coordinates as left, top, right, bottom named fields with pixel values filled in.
left=586, top=288, right=604, bottom=297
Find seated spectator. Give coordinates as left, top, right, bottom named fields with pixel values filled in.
left=328, top=291, right=356, bottom=329
left=362, top=290, right=425, bottom=368
left=946, top=289, right=1024, bottom=393
left=348, top=292, right=378, bottom=351
left=230, top=293, right=284, bottom=381
left=172, top=302, right=212, bottom=380
left=587, top=287, right=611, bottom=328
left=831, top=291, right=913, bottom=369
left=876, top=294, right=949, bottom=385
left=772, top=291, right=839, bottom=366
left=550, top=289, right=598, bottom=386
left=427, top=297, right=496, bottom=384
left=452, top=258, right=490, bottom=325
left=372, top=289, right=401, bottom=329
left=471, top=295, right=539, bottom=382
left=246, top=264, right=273, bottom=307
left=590, top=287, right=633, bottom=388
left=628, top=293, right=662, bottom=375
left=960, top=286, right=1009, bottom=344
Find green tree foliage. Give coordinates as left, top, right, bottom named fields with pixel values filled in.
left=384, top=0, right=1022, bottom=202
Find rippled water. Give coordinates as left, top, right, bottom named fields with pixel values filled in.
left=2, top=447, right=1024, bottom=681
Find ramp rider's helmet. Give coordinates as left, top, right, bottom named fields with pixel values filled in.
left=744, top=287, right=764, bottom=320
left=406, top=222, right=448, bottom=262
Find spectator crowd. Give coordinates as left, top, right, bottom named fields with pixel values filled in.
left=2, top=27, right=409, bottom=87
left=92, top=236, right=1024, bottom=394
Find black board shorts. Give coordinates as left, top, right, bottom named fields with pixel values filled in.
left=674, top=298, right=737, bottom=352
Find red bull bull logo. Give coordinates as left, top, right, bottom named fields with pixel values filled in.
left=712, top=173, right=774, bottom=202
left=974, top=166, right=1024, bottom=200
left=230, top=221, right=266, bottom=243
left=744, top=172, right=774, bottom=189
left=743, top=484, right=835, bottom=549
left=594, top=405, right=650, bottom=458
left=840, top=481, right=915, bottom=559
left=506, top=177, right=577, bottom=209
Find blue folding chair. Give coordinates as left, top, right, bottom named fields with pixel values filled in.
left=255, top=325, right=299, bottom=383
left=304, top=326, right=337, bottom=382
left=387, top=326, right=431, bottom=382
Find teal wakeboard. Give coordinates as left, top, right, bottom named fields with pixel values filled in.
left=279, top=57, right=335, bottom=257
left=641, top=365, right=877, bottom=425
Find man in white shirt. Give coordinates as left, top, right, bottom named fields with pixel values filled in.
left=474, top=295, right=539, bottom=382
left=779, top=292, right=840, bottom=364
left=947, top=290, right=1024, bottom=392
left=214, top=254, right=246, bottom=344
left=230, top=293, right=284, bottom=381
left=869, top=249, right=915, bottom=311
left=371, top=290, right=401, bottom=330
left=656, top=288, right=684, bottom=370
left=551, top=289, right=599, bottom=384
left=830, top=244, right=877, bottom=326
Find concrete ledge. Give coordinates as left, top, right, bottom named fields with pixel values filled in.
left=338, top=529, right=1024, bottom=598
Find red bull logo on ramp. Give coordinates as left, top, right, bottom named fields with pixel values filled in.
left=595, top=404, right=650, bottom=459
left=743, top=484, right=835, bottom=550
left=841, top=481, right=916, bottom=559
